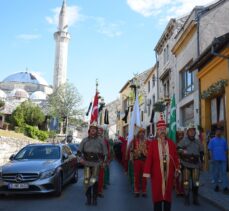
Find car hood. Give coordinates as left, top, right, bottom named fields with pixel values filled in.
left=2, top=160, right=59, bottom=174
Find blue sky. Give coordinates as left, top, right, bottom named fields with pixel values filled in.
left=0, top=0, right=215, bottom=110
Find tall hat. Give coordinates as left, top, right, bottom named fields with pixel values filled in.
left=186, top=122, right=196, bottom=131
left=97, top=125, right=104, bottom=130
left=89, top=121, right=98, bottom=129
left=177, top=126, right=185, bottom=133
left=156, top=112, right=166, bottom=130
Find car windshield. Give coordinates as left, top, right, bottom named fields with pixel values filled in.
left=14, top=145, right=60, bottom=160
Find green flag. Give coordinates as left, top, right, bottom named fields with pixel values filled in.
left=168, top=94, right=176, bottom=143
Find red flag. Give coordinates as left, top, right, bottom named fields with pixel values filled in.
left=90, top=92, right=99, bottom=123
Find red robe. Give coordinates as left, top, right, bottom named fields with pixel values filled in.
left=119, top=136, right=128, bottom=172
left=143, top=139, right=179, bottom=203
left=130, top=138, right=149, bottom=193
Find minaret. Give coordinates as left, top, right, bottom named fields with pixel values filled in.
left=53, top=0, right=70, bottom=89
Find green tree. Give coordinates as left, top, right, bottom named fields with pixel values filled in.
left=11, top=101, right=45, bottom=127
left=0, top=99, right=4, bottom=110
left=47, top=82, right=84, bottom=134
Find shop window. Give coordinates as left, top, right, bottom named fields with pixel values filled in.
left=211, top=96, right=225, bottom=125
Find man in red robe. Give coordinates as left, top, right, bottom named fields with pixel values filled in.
left=143, top=116, right=180, bottom=211
left=129, top=127, right=149, bottom=197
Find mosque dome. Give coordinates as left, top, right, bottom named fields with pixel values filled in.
left=9, top=88, right=29, bottom=99
left=30, top=91, right=47, bottom=100
left=0, top=89, right=6, bottom=99
left=2, top=71, right=49, bottom=86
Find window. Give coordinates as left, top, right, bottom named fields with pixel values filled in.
left=152, top=95, right=155, bottom=106
left=152, top=75, right=155, bottom=88
left=181, top=102, right=194, bottom=126
left=163, top=78, right=170, bottom=98
left=211, top=96, right=225, bottom=124
left=181, top=69, right=194, bottom=98
left=163, top=44, right=169, bottom=65
left=123, top=98, right=129, bottom=111
left=148, top=81, right=150, bottom=93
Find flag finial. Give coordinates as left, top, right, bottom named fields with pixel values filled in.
left=96, top=79, right=99, bottom=92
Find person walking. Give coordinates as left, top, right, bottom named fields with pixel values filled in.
left=177, top=123, right=204, bottom=206
left=129, top=127, right=149, bottom=197
left=78, top=121, right=108, bottom=206
left=143, top=116, right=180, bottom=211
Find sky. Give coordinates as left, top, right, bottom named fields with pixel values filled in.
left=0, top=0, right=216, bottom=110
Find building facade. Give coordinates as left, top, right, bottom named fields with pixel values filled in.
left=143, top=65, right=158, bottom=137
left=190, top=33, right=229, bottom=168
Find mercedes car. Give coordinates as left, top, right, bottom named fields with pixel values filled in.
left=0, top=143, right=78, bottom=196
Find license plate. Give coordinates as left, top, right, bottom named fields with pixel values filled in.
left=8, top=183, right=29, bottom=189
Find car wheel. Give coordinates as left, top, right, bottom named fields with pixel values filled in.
left=54, top=173, right=63, bottom=197
left=71, top=168, right=78, bottom=184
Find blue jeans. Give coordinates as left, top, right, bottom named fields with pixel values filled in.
left=213, top=160, right=228, bottom=188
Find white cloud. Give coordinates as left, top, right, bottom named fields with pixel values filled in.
left=17, top=34, right=41, bottom=40
left=46, top=5, right=80, bottom=27
left=95, top=18, right=124, bottom=37
left=127, top=0, right=217, bottom=17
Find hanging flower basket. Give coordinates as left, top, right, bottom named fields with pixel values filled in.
left=153, top=101, right=166, bottom=112
left=201, top=79, right=228, bottom=99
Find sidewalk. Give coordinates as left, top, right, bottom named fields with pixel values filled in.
left=199, top=171, right=229, bottom=211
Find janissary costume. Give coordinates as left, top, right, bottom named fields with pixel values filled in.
left=177, top=123, right=204, bottom=205
left=175, top=128, right=185, bottom=196
left=78, top=122, right=107, bottom=206
left=143, top=117, right=180, bottom=211
left=129, top=127, right=149, bottom=197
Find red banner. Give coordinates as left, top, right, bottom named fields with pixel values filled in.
left=90, top=92, right=99, bottom=124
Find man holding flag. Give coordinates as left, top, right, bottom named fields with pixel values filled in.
left=127, top=93, right=141, bottom=192
left=77, top=89, right=107, bottom=206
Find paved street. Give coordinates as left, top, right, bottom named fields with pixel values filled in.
left=0, top=161, right=221, bottom=211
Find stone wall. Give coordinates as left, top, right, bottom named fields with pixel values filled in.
left=0, top=136, right=40, bottom=165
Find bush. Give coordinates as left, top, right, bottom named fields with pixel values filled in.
left=10, top=101, right=45, bottom=127
left=24, top=125, right=49, bottom=141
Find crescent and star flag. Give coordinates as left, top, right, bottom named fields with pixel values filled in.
left=168, top=94, right=176, bottom=143
left=90, top=92, right=99, bottom=124
left=127, top=94, right=141, bottom=147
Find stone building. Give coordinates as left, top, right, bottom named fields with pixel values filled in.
left=143, top=65, right=157, bottom=137
left=117, top=69, right=151, bottom=138
left=190, top=33, right=229, bottom=168
left=154, top=17, right=188, bottom=126
left=172, top=0, right=229, bottom=128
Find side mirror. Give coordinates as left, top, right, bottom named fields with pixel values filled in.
left=63, top=153, right=68, bottom=160
left=9, top=154, right=15, bottom=161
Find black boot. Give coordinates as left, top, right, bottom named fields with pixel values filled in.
left=92, top=182, right=98, bottom=206
left=85, top=187, right=92, bottom=205
left=192, top=187, right=200, bottom=205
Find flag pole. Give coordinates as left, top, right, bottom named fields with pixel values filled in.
left=96, top=78, right=98, bottom=93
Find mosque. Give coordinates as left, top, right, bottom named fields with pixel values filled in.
left=0, top=0, right=70, bottom=128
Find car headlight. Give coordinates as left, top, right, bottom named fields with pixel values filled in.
left=40, top=169, right=56, bottom=179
